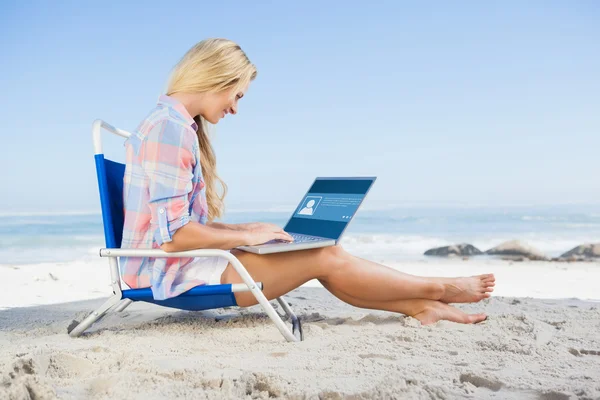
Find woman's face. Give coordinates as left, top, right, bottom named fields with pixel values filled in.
left=201, top=83, right=249, bottom=124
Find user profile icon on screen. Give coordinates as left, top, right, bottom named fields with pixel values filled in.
left=297, top=196, right=322, bottom=216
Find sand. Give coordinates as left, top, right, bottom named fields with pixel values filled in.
left=1, top=283, right=600, bottom=399
left=1, top=256, right=600, bottom=399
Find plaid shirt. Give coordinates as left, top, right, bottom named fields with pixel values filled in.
left=120, top=95, right=210, bottom=300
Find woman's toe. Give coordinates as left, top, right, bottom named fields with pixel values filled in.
left=471, top=314, right=488, bottom=324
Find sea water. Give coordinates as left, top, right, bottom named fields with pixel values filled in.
left=1, top=204, right=599, bottom=265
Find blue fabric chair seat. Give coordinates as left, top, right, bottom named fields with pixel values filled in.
left=122, top=285, right=237, bottom=311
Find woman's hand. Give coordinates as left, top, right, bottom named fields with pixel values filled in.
left=241, top=222, right=294, bottom=246
left=235, top=222, right=280, bottom=232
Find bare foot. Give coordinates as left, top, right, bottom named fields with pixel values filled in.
left=432, top=274, right=495, bottom=304
left=412, top=301, right=488, bottom=325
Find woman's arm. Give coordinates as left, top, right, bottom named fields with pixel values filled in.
left=206, top=222, right=277, bottom=232
left=161, top=221, right=249, bottom=253
left=206, top=221, right=241, bottom=231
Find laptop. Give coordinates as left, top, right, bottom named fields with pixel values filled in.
left=235, top=176, right=376, bottom=254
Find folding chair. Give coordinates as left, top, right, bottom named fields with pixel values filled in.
left=67, top=119, right=303, bottom=342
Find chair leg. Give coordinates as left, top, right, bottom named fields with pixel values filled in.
left=113, top=299, right=133, bottom=313
left=218, top=255, right=299, bottom=342
left=276, top=296, right=303, bottom=341
left=68, top=294, right=122, bottom=338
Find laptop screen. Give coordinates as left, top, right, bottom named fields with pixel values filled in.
left=283, top=177, right=376, bottom=240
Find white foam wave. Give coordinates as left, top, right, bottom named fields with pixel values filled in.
left=339, top=233, right=600, bottom=259
left=557, top=223, right=600, bottom=228
left=0, top=244, right=100, bottom=265
left=521, top=216, right=567, bottom=221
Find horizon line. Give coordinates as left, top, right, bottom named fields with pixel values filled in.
left=2, top=201, right=600, bottom=217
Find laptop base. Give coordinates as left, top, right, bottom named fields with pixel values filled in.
left=235, top=239, right=336, bottom=255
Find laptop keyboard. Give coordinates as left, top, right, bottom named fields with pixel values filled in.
left=263, top=233, right=322, bottom=245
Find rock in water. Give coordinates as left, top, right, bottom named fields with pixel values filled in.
left=424, top=244, right=483, bottom=257
left=559, top=243, right=600, bottom=261
left=485, top=240, right=548, bottom=261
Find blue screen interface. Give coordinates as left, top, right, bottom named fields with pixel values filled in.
left=284, top=178, right=375, bottom=240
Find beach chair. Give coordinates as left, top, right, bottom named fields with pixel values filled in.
left=67, top=119, right=303, bottom=342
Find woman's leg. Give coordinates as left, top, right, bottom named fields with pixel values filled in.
left=221, top=244, right=494, bottom=307
left=222, top=245, right=441, bottom=306
left=347, top=254, right=495, bottom=304
left=319, top=280, right=488, bottom=325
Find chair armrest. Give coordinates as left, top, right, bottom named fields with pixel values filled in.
left=100, top=248, right=233, bottom=259
left=101, top=248, right=263, bottom=292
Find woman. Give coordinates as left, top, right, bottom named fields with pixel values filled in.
left=121, top=38, right=495, bottom=326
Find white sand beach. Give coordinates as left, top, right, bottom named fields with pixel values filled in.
left=1, top=257, right=600, bottom=399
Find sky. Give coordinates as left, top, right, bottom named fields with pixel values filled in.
left=0, top=1, right=598, bottom=215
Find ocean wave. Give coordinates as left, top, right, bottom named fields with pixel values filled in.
left=340, top=234, right=459, bottom=257
left=553, top=223, right=600, bottom=228
left=3, top=205, right=600, bottom=265
left=521, top=216, right=567, bottom=221
left=1, top=233, right=597, bottom=266
left=0, top=245, right=99, bottom=265
left=339, top=233, right=599, bottom=258
left=0, top=234, right=104, bottom=248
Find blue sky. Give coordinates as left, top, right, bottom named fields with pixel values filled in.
left=0, top=1, right=598, bottom=215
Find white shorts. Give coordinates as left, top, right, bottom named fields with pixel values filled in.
left=179, top=251, right=231, bottom=285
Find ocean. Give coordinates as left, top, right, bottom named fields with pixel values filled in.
left=2, top=204, right=599, bottom=266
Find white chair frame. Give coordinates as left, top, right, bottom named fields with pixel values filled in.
left=67, top=120, right=302, bottom=342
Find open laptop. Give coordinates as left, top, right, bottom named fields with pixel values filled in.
left=235, top=176, right=376, bottom=254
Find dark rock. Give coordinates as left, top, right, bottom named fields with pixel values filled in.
left=485, top=240, right=548, bottom=261
left=424, top=243, right=483, bottom=257
left=552, top=256, right=581, bottom=262
left=559, top=243, right=600, bottom=260
left=501, top=256, right=525, bottom=262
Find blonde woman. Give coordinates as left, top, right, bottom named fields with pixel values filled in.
left=121, top=38, right=495, bottom=326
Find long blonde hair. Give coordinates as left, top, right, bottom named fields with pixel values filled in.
left=166, top=38, right=257, bottom=222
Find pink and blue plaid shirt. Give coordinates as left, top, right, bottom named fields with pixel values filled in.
left=120, top=94, right=210, bottom=300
